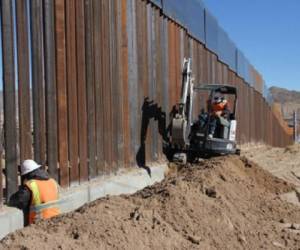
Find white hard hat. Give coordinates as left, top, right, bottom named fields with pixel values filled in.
left=20, top=159, right=41, bottom=176
left=213, top=96, right=223, bottom=104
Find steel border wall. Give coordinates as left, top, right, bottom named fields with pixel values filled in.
left=0, top=0, right=293, bottom=205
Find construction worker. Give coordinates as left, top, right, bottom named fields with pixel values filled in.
left=208, top=94, right=230, bottom=138
left=8, top=159, right=60, bottom=225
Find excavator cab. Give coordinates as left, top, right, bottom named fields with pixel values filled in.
left=169, top=58, right=239, bottom=163
left=189, top=85, right=238, bottom=156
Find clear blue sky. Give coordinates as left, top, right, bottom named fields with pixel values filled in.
left=203, top=0, right=300, bottom=91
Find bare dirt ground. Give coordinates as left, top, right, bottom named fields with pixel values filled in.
left=242, top=144, right=300, bottom=187
left=1, top=154, right=300, bottom=250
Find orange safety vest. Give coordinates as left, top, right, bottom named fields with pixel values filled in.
left=212, top=100, right=228, bottom=113
left=25, top=178, right=60, bottom=224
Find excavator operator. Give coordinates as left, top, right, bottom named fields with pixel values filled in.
left=208, top=94, right=230, bottom=138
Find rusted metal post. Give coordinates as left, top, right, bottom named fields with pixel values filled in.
left=31, top=0, right=47, bottom=164
left=1, top=0, right=18, bottom=199
left=44, top=0, right=58, bottom=181
left=16, top=0, right=32, bottom=162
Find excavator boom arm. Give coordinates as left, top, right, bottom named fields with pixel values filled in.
left=171, top=58, right=194, bottom=147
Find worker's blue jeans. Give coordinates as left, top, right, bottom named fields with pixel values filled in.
left=209, top=116, right=218, bottom=135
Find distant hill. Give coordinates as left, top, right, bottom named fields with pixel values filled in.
left=269, top=86, right=300, bottom=127
left=270, top=87, right=300, bottom=105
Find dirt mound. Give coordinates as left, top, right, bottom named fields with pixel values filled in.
left=242, top=144, right=300, bottom=187
left=1, top=156, right=300, bottom=250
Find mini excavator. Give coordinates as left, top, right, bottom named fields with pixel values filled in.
left=168, top=58, right=240, bottom=163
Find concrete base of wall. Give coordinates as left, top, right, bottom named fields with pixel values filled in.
left=0, top=207, right=24, bottom=240
left=0, top=163, right=168, bottom=240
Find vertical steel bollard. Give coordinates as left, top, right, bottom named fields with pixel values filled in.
left=294, top=110, right=298, bottom=143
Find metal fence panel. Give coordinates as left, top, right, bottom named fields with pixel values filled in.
left=237, top=49, right=245, bottom=80
left=217, top=28, right=227, bottom=63
left=248, top=64, right=255, bottom=87
left=184, top=0, right=205, bottom=43
left=149, top=0, right=162, bottom=8
left=217, top=27, right=237, bottom=71
left=267, top=91, right=274, bottom=106
left=263, top=83, right=267, bottom=99
left=253, top=69, right=264, bottom=94
left=244, top=58, right=251, bottom=84
left=162, top=0, right=205, bottom=43
left=162, top=0, right=186, bottom=26
left=204, top=9, right=218, bottom=54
